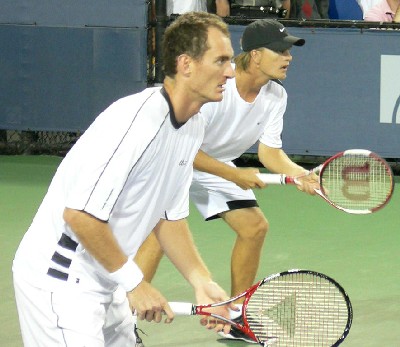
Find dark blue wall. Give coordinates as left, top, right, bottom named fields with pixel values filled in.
left=0, top=0, right=148, bottom=131
left=0, top=0, right=147, bottom=27
left=1, top=3, right=399, bottom=157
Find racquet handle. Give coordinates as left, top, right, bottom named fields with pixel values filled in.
left=256, top=173, right=296, bottom=185
left=168, top=302, right=194, bottom=316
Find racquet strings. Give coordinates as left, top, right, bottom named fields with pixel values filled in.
left=320, top=154, right=393, bottom=211
left=245, top=272, right=350, bottom=346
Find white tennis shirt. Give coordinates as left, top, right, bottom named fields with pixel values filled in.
left=13, top=87, right=205, bottom=298
left=198, top=76, right=286, bottom=163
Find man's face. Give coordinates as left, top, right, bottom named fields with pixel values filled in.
left=257, top=47, right=293, bottom=80
left=189, top=27, right=234, bottom=103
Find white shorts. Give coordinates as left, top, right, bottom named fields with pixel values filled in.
left=190, top=167, right=258, bottom=220
left=13, top=274, right=137, bottom=347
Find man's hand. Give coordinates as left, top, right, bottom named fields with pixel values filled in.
left=229, top=167, right=266, bottom=190
left=195, top=280, right=238, bottom=335
left=296, top=171, right=320, bottom=195
left=127, top=280, right=174, bottom=324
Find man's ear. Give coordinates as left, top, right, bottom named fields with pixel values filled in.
left=176, top=54, right=192, bottom=76
left=250, top=49, right=261, bottom=65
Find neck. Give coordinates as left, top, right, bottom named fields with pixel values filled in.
left=163, top=77, right=202, bottom=123
left=235, top=68, right=269, bottom=103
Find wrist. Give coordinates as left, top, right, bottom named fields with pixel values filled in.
left=187, top=268, right=212, bottom=289
left=223, top=165, right=240, bottom=182
left=109, top=259, right=144, bottom=292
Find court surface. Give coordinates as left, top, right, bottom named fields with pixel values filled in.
left=1, top=155, right=399, bottom=346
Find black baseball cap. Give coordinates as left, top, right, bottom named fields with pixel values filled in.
left=241, top=19, right=305, bottom=52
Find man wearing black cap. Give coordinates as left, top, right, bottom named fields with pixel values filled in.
left=135, top=19, right=319, bottom=344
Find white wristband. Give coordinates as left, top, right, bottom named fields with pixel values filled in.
left=109, top=260, right=143, bottom=292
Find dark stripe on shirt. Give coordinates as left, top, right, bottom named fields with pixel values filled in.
left=51, top=251, right=72, bottom=268
left=47, top=268, right=69, bottom=281
left=58, top=233, right=78, bottom=251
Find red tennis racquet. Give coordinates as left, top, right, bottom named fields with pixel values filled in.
left=257, top=149, right=394, bottom=214
left=169, top=269, right=352, bottom=346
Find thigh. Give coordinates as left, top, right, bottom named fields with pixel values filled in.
left=51, top=291, right=107, bottom=346
left=14, top=275, right=64, bottom=347
left=103, top=287, right=138, bottom=346
left=14, top=274, right=107, bottom=347
left=190, top=172, right=257, bottom=220
left=220, top=207, right=268, bottom=237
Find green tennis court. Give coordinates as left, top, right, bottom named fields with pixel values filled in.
left=1, top=155, right=399, bottom=346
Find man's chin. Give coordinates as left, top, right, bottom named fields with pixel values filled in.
left=278, top=72, right=288, bottom=80
left=202, top=92, right=223, bottom=104
left=211, top=93, right=224, bottom=102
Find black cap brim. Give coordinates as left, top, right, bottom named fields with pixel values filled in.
left=265, top=35, right=305, bottom=52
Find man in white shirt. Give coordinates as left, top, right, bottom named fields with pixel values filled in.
left=12, top=12, right=235, bottom=347
left=136, top=19, right=319, bottom=343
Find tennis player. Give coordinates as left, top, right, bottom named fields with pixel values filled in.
left=12, top=12, right=235, bottom=347
left=135, top=19, right=319, bottom=343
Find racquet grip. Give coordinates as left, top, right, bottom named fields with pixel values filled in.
left=257, top=173, right=289, bottom=185
left=168, top=302, right=195, bottom=316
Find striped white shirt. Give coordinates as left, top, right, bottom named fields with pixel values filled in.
left=13, top=87, right=205, bottom=298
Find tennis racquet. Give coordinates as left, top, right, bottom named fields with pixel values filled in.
left=257, top=149, right=394, bottom=214
left=169, top=269, right=352, bottom=346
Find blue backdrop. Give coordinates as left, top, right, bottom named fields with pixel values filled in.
left=0, top=0, right=148, bottom=131
left=1, top=2, right=399, bottom=158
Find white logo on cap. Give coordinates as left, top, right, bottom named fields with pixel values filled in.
left=279, top=28, right=285, bottom=32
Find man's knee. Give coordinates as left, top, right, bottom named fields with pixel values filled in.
left=238, top=216, right=269, bottom=240
left=251, top=217, right=269, bottom=239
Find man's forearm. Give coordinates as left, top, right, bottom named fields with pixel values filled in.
left=194, top=150, right=238, bottom=182
left=63, top=208, right=127, bottom=272
left=258, top=144, right=307, bottom=176
left=154, top=219, right=212, bottom=288
left=216, top=0, right=230, bottom=17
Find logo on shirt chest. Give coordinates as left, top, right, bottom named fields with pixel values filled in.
left=179, top=159, right=188, bottom=166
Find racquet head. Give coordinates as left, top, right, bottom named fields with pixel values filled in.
left=243, top=270, right=352, bottom=346
left=316, top=149, right=394, bottom=214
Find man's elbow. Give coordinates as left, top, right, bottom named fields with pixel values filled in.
left=63, top=207, right=87, bottom=228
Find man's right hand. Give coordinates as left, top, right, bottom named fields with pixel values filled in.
left=127, top=280, right=174, bottom=323
left=229, top=167, right=265, bottom=190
